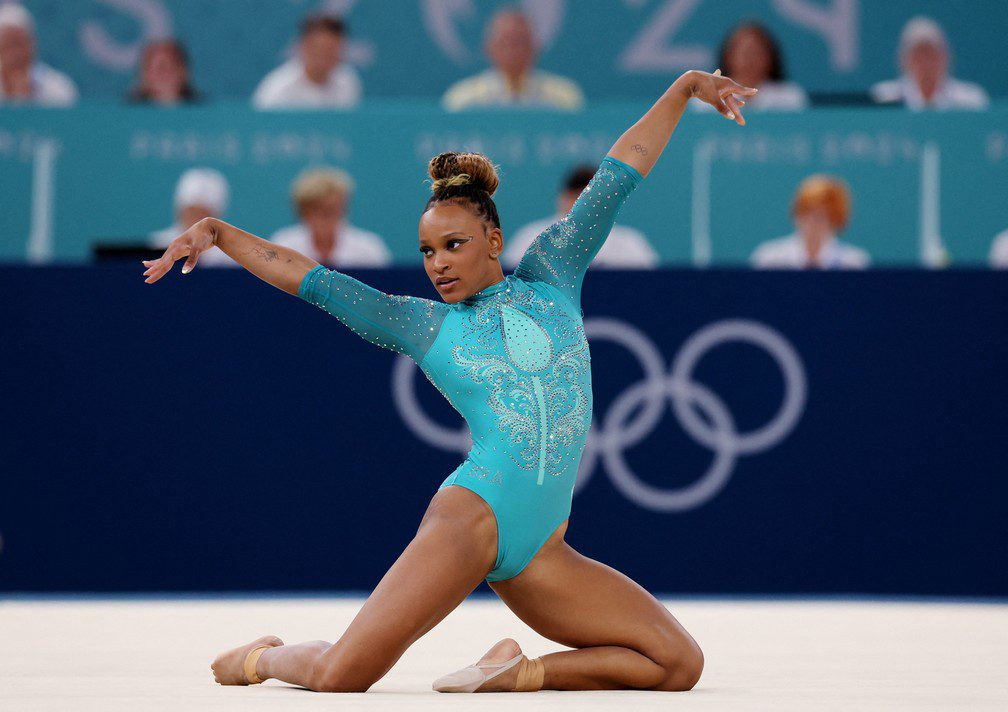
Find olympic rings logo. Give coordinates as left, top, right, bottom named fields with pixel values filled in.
left=391, top=319, right=806, bottom=512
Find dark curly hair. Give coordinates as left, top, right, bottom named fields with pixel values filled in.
left=422, top=152, right=501, bottom=230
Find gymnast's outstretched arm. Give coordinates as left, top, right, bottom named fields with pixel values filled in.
left=608, top=69, right=756, bottom=178
left=515, top=69, right=756, bottom=306
left=142, top=217, right=447, bottom=362
left=142, top=217, right=317, bottom=293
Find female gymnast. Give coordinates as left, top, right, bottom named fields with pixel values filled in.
left=143, top=68, right=755, bottom=694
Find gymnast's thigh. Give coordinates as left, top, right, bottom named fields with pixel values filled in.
left=489, top=531, right=701, bottom=669
left=316, top=486, right=497, bottom=689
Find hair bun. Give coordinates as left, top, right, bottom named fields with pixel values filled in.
left=428, top=151, right=500, bottom=197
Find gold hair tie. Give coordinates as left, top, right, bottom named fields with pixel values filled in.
left=433, top=173, right=473, bottom=192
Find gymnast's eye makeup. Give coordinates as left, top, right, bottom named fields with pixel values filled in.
left=420, top=237, right=471, bottom=257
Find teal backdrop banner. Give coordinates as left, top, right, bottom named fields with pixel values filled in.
left=1, top=104, right=1006, bottom=265
left=18, top=0, right=1008, bottom=101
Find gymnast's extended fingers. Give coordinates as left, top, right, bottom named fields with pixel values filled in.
left=707, top=69, right=736, bottom=121
left=725, top=94, right=746, bottom=125
left=181, top=246, right=201, bottom=275
left=716, top=71, right=758, bottom=99
left=143, top=244, right=184, bottom=284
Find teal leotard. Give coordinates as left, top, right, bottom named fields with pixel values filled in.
left=298, top=155, right=643, bottom=581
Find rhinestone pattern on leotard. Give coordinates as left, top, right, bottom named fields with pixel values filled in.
left=450, top=279, right=591, bottom=484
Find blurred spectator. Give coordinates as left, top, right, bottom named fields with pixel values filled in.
left=150, top=168, right=234, bottom=266
left=870, top=17, right=988, bottom=110
left=252, top=15, right=360, bottom=109
left=442, top=8, right=583, bottom=111
left=752, top=175, right=869, bottom=269
left=271, top=167, right=390, bottom=267
left=503, top=165, right=657, bottom=269
left=0, top=4, right=77, bottom=106
left=128, top=39, right=199, bottom=105
left=714, top=21, right=807, bottom=111
left=990, top=230, right=1008, bottom=269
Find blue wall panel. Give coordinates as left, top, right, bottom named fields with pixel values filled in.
left=1, top=267, right=1005, bottom=595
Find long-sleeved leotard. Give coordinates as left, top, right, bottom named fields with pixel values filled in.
left=299, top=155, right=643, bottom=581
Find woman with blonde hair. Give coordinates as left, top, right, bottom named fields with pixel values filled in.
left=142, top=68, right=756, bottom=694
left=270, top=166, right=391, bottom=267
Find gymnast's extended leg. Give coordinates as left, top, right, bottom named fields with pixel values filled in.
left=476, top=520, right=703, bottom=692
left=210, top=485, right=497, bottom=692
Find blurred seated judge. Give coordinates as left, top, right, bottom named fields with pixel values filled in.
left=441, top=8, right=584, bottom=111
left=128, top=39, right=200, bottom=105
left=752, top=175, right=869, bottom=269
left=270, top=167, right=390, bottom=267
left=0, top=4, right=77, bottom=106
left=252, top=15, right=361, bottom=109
left=870, top=17, right=988, bottom=111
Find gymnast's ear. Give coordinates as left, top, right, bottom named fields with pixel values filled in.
left=486, top=226, right=504, bottom=258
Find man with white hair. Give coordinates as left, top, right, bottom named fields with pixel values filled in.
left=442, top=8, right=584, bottom=111
left=870, top=16, right=988, bottom=110
left=150, top=168, right=235, bottom=266
left=0, top=4, right=77, bottom=106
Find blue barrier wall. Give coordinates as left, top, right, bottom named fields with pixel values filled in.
left=21, top=0, right=1008, bottom=100
left=2, top=105, right=1007, bottom=265
left=1, top=267, right=1005, bottom=595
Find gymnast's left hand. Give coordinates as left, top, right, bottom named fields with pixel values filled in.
left=675, top=69, right=757, bottom=125
left=141, top=217, right=218, bottom=284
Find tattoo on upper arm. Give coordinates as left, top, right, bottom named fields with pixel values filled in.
left=631, top=143, right=649, bottom=155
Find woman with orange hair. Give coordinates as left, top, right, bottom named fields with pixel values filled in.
left=752, top=174, right=869, bottom=269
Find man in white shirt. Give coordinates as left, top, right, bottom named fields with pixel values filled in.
left=442, top=9, right=584, bottom=111
left=752, top=175, right=869, bottom=270
left=150, top=168, right=234, bottom=267
left=503, top=165, right=657, bottom=269
left=271, top=167, right=390, bottom=267
left=0, top=4, right=77, bottom=106
left=252, top=15, right=361, bottom=110
left=990, top=230, right=1008, bottom=269
left=870, top=16, right=988, bottom=111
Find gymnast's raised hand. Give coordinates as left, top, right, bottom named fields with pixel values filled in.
left=682, top=68, right=757, bottom=125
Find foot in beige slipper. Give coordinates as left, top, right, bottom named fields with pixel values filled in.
left=211, top=634, right=284, bottom=686
left=433, top=638, right=544, bottom=693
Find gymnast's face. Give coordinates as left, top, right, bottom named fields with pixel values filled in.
left=419, top=203, right=504, bottom=304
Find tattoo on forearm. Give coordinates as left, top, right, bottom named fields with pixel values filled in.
left=246, top=246, right=279, bottom=262
left=631, top=143, right=649, bottom=155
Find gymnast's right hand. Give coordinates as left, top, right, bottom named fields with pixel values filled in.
left=142, top=217, right=218, bottom=284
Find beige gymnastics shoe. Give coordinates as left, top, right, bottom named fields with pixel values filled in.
left=432, top=651, right=525, bottom=692
left=433, top=637, right=544, bottom=693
